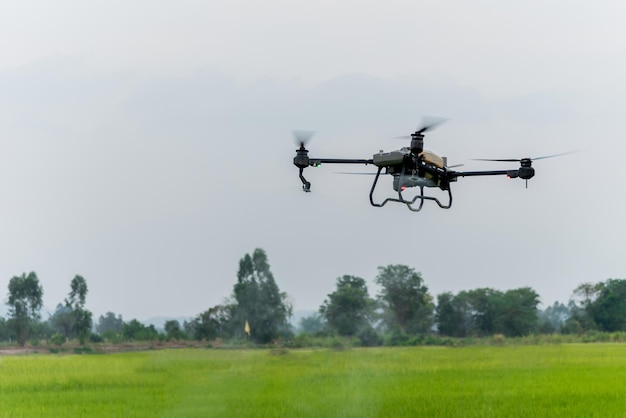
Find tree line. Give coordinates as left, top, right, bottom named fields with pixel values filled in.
left=2, top=248, right=626, bottom=347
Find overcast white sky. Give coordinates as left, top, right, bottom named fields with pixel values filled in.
left=1, top=0, right=625, bottom=321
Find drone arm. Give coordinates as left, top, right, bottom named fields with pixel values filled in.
left=309, top=158, right=374, bottom=166
left=297, top=158, right=373, bottom=192
left=449, top=169, right=516, bottom=179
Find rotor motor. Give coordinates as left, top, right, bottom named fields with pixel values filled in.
left=518, top=158, right=535, bottom=180
left=293, top=145, right=310, bottom=168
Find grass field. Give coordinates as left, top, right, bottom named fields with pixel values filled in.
left=1, top=344, right=626, bottom=417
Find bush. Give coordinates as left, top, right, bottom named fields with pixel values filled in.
left=384, top=327, right=409, bottom=346
left=102, top=330, right=122, bottom=344
left=610, top=332, right=626, bottom=342
left=288, top=333, right=311, bottom=348
left=582, top=331, right=611, bottom=343
left=357, top=327, right=383, bottom=347
left=50, top=333, right=66, bottom=346
left=326, top=336, right=350, bottom=351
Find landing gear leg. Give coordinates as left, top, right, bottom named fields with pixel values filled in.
left=299, top=168, right=311, bottom=192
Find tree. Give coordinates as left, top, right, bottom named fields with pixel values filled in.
left=96, top=312, right=124, bottom=335
left=73, top=309, right=93, bottom=344
left=298, top=314, right=324, bottom=335
left=435, top=292, right=466, bottom=337
left=563, top=282, right=602, bottom=333
left=49, top=303, right=74, bottom=338
left=319, top=275, right=374, bottom=337
left=164, top=320, right=186, bottom=341
left=435, top=287, right=540, bottom=338
left=233, top=249, right=288, bottom=343
left=539, top=301, right=570, bottom=333
left=497, top=287, right=540, bottom=337
left=0, top=316, right=10, bottom=342
left=571, top=282, right=600, bottom=309
left=189, top=304, right=233, bottom=340
left=122, top=319, right=159, bottom=341
left=587, top=279, right=626, bottom=332
left=375, top=265, right=434, bottom=334
left=6, top=272, right=44, bottom=346
left=67, top=275, right=88, bottom=308
left=64, top=275, right=93, bottom=344
left=460, top=288, right=502, bottom=336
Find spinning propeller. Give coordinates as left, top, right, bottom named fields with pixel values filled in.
left=472, top=151, right=578, bottom=187
left=393, top=117, right=448, bottom=140
left=293, top=130, right=315, bottom=148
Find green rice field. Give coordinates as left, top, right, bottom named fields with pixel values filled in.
left=1, top=344, right=626, bottom=417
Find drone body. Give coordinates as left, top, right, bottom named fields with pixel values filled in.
left=293, top=121, right=572, bottom=212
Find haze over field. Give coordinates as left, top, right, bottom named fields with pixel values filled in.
left=1, top=0, right=625, bottom=321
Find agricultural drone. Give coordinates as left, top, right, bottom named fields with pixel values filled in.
left=292, top=119, right=573, bottom=212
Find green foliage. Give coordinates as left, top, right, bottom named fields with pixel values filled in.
left=588, top=279, right=626, bottom=332
left=66, top=275, right=93, bottom=344
left=375, top=265, right=434, bottom=334
left=563, top=279, right=626, bottom=334
left=320, top=275, right=375, bottom=337
left=47, top=276, right=94, bottom=344
left=435, top=292, right=466, bottom=337
left=435, top=287, right=540, bottom=338
left=96, top=312, right=124, bottom=335
left=383, top=325, right=411, bottom=346
left=356, top=325, right=383, bottom=347
left=193, top=331, right=626, bottom=347
left=6, top=271, right=44, bottom=346
left=188, top=304, right=233, bottom=340
left=297, top=313, right=324, bottom=335
left=462, top=288, right=501, bottom=335
left=33, top=320, right=53, bottom=341
left=67, top=275, right=88, bottom=307
left=571, top=281, right=600, bottom=309
left=49, top=303, right=74, bottom=338
left=50, top=333, right=66, bottom=346
left=101, top=330, right=123, bottom=344
left=164, top=320, right=187, bottom=341
left=326, top=335, right=351, bottom=350
left=496, top=287, right=540, bottom=337
left=233, top=248, right=288, bottom=343
left=539, top=301, right=570, bottom=333
left=73, top=308, right=93, bottom=345
left=0, top=316, right=8, bottom=341
left=122, top=319, right=159, bottom=342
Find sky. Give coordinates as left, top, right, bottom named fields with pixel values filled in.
left=1, top=0, right=625, bottom=321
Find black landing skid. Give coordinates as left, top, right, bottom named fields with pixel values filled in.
left=368, top=166, right=453, bottom=212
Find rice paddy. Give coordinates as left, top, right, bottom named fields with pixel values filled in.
left=1, top=344, right=626, bottom=417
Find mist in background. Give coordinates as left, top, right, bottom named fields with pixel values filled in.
left=1, top=0, right=625, bottom=320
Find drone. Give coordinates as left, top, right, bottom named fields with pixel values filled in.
left=293, top=119, right=574, bottom=212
